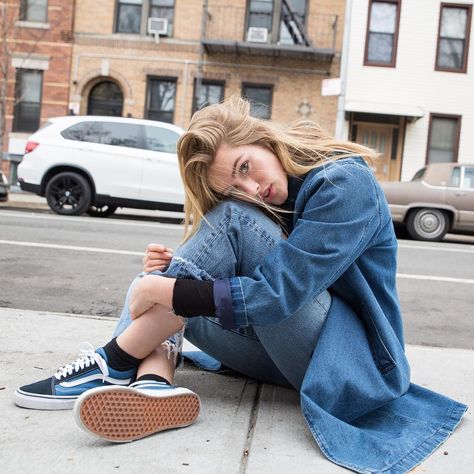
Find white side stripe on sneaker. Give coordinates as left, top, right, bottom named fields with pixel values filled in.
left=60, top=374, right=132, bottom=388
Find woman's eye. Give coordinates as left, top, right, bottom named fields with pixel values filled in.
left=239, top=161, right=249, bottom=175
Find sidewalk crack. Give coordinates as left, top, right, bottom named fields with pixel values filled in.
left=239, top=381, right=263, bottom=474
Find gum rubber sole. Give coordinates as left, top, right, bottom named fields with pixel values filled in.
left=75, top=387, right=200, bottom=442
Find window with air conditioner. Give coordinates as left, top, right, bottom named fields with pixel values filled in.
left=247, top=27, right=268, bottom=43
left=149, top=0, right=175, bottom=36
left=247, top=0, right=273, bottom=32
left=148, top=17, right=168, bottom=36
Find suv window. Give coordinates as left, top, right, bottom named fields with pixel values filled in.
left=144, top=125, right=179, bottom=153
left=62, top=121, right=141, bottom=149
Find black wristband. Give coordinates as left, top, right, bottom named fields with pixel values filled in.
left=172, top=279, right=215, bottom=317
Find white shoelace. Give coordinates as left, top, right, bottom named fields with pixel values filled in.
left=53, top=342, right=109, bottom=382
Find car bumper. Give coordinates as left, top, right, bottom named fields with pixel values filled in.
left=18, top=179, right=42, bottom=195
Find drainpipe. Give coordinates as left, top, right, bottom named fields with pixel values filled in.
left=181, top=60, right=190, bottom=126
left=195, top=0, right=209, bottom=106
left=335, top=0, right=352, bottom=140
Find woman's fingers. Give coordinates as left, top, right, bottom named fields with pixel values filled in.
left=144, top=264, right=168, bottom=273
left=146, top=243, right=173, bottom=253
left=143, top=244, right=174, bottom=272
left=144, top=252, right=173, bottom=264
left=143, top=258, right=172, bottom=268
left=146, top=251, right=173, bottom=260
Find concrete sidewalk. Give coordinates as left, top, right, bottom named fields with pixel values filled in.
left=0, top=308, right=473, bottom=473
left=1, top=189, right=49, bottom=210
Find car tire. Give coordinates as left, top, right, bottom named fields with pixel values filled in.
left=45, top=171, right=92, bottom=216
left=406, top=208, right=450, bottom=242
left=86, top=204, right=118, bottom=218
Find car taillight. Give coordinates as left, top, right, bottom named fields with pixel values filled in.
left=25, top=141, right=39, bottom=154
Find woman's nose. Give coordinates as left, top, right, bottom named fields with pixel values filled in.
left=240, top=180, right=260, bottom=196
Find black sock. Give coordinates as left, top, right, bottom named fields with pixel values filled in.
left=102, top=338, right=143, bottom=371
left=135, top=374, right=171, bottom=385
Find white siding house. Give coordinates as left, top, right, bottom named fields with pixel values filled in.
left=343, top=0, right=473, bottom=181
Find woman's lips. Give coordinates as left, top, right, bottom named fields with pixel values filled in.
left=264, top=184, right=272, bottom=201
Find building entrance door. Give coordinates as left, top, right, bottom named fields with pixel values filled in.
left=87, top=81, right=123, bottom=116
left=356, top=124, right=395, bottom=181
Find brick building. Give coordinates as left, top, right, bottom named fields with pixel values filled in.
left=70, top=0, right=344, bottom=131
left=1, top=0, right=74, bottom=181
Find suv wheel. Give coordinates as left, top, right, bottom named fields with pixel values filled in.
left=406, top=208, right=449, bottom=241
left=87, top=204, right=118, bottom=218
left=45, top=172, right=92, bottom=216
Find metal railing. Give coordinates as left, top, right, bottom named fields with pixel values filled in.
left=203, top=3, right=338, bottom=51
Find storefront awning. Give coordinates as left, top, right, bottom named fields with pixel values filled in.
left=345, top=100, right=425, bottom=120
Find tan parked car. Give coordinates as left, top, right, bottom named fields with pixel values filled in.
left=380, top=163, right=474, bottom=241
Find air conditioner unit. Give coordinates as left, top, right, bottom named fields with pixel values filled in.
left=148, top=17, right=169, bottom=36
left=247, top=27, right=268, bottom=43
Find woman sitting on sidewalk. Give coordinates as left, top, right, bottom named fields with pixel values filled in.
left=14, top=98, right=466, bottom=474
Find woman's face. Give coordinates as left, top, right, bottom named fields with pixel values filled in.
left=208, top=143, right=289, bottom=206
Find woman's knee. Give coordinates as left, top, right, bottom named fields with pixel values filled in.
left=208, top=200, right=281, bottom=240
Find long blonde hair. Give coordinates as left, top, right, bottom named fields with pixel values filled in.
left=177, top=96, right=377, bottom=240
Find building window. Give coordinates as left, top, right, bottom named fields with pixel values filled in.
left=116, top=0, right=143, bottom=33
left=20, top=0, right=48, bottom=22
left=87, top=81, right=124, bottom=117
left=13, top=69, right=43, bottom=132
left=248, top=0, right=274, bottom=31
left=436, top=4, right=472, bottom=73
left=149, top=0, right=175, bottom=36
left=146, top=77, right=176, bottom=123
left=242, top=84, right=272, bottom=119
left=192, top=80, right=224, bottom=113
left=426, top=114, right=461, bottom=164
left=279, top=0, right=308, bottom=45
left=364, top=0, right=401, bottom=67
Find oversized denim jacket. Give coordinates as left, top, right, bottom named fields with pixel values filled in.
left=215, top=157, right=467, bottom=473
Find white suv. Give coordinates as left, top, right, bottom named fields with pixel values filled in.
left=17, top=116, right=185, bottom=217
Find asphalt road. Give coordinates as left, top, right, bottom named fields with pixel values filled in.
left=0, top=208, right=473, bottom=349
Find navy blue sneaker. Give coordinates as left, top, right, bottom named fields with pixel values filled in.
left=74, top=379, right=201, bottom=442
left=14, top=343, right=136, bottom=410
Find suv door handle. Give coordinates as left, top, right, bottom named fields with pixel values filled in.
left=455, top=192, right=467, bottom=196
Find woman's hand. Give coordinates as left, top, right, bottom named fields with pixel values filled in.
left=129, top=275, right=176, bottom=320
left=143, top=243, right=174, bottom=273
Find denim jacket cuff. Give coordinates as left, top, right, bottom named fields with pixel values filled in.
left=213, top=278, right=249, bottom=329
left=214, top=279, right=237, bottom=330
left=229, top=277, right=250, bottom=328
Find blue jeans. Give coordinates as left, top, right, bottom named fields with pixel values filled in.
left=113, top=201, right=331, bottom=390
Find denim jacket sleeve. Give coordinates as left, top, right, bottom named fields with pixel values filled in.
left=224, top=160, right=382, bottom=328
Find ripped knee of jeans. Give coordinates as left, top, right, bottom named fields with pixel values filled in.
left=163, top=325, right=185, bottom=369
